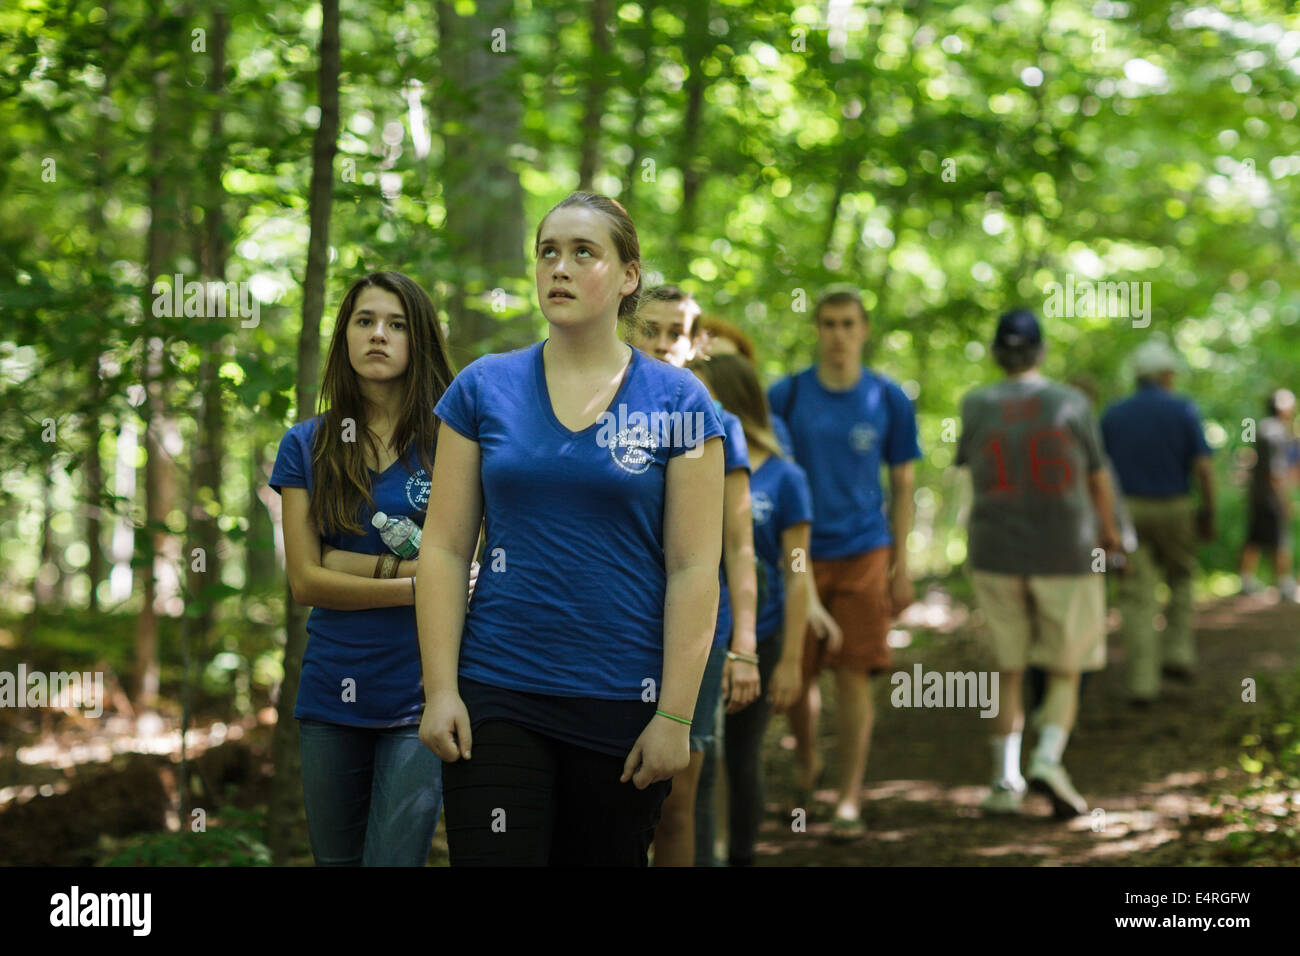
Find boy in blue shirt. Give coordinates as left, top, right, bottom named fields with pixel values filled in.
left=768, top=289, right=921, bottom=840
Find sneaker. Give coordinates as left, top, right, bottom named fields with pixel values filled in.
left=1161, top=664, right=1194, bottom=683
left=1240, top=575, right=1262, bottom=596
left=1026, top=757, right=1089, bottom=818
left=980, top=779, right=1026, bottom=815
left=1280, top=577, right=1298, bottom=602
left=828, top=814, right=865, bottom=843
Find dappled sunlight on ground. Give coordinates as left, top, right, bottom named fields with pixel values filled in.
left=3, top=593, right=1297, bottom=865
left=735, top=594, right=1300, bottom=866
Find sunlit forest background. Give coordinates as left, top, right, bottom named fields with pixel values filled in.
left=3, top=0, right=1299, bottom=865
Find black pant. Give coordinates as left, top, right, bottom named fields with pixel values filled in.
left=722, top=635, right=781, bottom=866
left=441, top=720, right=672, bottom=866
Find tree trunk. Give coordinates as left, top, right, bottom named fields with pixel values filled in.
left=32, top=462, right=57, bottom=612
left=136, top=3, right=183, bottom=712
left=435, top=0, right=529, bottom=366
left=269, top=0, right=340, bottom=865
left=246, top=436, right=276, bottom=588
left=676, top=1, right=711, bottom=240
left=621, top=0, right=657, bottom=202
left=82, top=0, right=116, bottom=614
left=84, top=404, right=105, bottom=613
left=577, top=0, right=612, bottom=191
left=179, top=6, right=229, bottom=823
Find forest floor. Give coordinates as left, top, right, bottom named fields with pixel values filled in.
left=1, top=587, right=1297, bottom=865
left=727, top=588, right=1300, bottom=866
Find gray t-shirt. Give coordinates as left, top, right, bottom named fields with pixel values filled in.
left=957, top=378, right=1105, bottom=575
left=1251, top=416, right=1292, bottom=502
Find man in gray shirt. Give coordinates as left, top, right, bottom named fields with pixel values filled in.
left=957, top=309, right=1120, bottom=818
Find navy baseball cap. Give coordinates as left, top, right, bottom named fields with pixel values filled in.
left=993, top=309, right=1042, bottom=349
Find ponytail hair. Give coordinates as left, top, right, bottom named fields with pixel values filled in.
left=689, top=353, right=784, bottom=459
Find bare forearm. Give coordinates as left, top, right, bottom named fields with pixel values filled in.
left=1086, top=469, right=1119, bottom=537
left=807, top=570, right=827, bottom=613
left=322, top=546, right=417, bottom=579
left=1195, top=458, right=1215, bottom=510
left=779, top=568, right=809, bottom=666
left=722, top=535, right=758, bottom=655
left=660, top=564, right=719, bottom=719
left=890, top=490, right=914, bottom=575
left=416, top=546, right=470, bottom=699
left=292, top=566, right=414, bottom=610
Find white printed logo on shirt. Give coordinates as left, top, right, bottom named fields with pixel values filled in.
left=751, top=491, right=774, bottom=526
left=406, top=469, right=431, bottom=510
left=609, top=422, right=660, bottom=475
left=850, top=422, right=878, bottom=455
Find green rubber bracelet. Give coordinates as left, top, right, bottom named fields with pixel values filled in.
left=655, top=709, right=692, bottom=726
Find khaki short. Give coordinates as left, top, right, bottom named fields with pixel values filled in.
left=970, top=571, right=1106, bottom=673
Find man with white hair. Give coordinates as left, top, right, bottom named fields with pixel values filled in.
left=1239, top=388, right=1298, bottom=600
left=1100, top=340, right=1216, bottom=706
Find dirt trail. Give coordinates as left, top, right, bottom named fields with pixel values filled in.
left=3, top=593, right=1296, bottom=866
left=737, top=592, right=1300, bottom=866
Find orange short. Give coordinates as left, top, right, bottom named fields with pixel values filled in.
left=802, top=547, right=893, bottom=679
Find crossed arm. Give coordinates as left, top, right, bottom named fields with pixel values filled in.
left=281, top=486, right=477, bottom=610
left=281, top=487, right=417, bottom=610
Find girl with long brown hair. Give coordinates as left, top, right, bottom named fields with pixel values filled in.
left=270, top=271, right=456, bottom=865
left=692, top=352, right=814, bottom=865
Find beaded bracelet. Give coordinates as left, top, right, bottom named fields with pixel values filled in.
left=655, top=709, right=692, bottom=726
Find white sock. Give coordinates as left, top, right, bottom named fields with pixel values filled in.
left=1034, top=724, right=1069, bottom=766
left=990, top=732, right=1024, bottom=786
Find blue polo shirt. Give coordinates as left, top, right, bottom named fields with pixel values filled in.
left=269, top=415, right=434, bottom=728
left=750, top=456, right=814, bottom=642
left=768, top=366, right=921, bottom=559
left=434, top=341, right=725, bottom=702
left=1100, top=384, right=1212, bottom=497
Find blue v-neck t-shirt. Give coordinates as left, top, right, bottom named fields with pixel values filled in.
left=434, top=341, right=726, bottom=708
left=269, top=415, right=434, bottom=728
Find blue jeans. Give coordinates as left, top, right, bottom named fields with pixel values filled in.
left=690, top=642, right=728, bottom=751
left=298, top=718, right=443, bottom=866
left=695, top=635, right=782, bottom=866
left=691, top=641, right=730, bottom=865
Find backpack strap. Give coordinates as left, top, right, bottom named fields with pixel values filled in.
left=781, top=370, right=802, bottom=424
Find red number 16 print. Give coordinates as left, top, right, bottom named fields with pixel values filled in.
left=980, top=428, right=1074, bottom=496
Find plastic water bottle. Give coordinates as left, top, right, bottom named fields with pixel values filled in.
left=371, top=512, right=421, bottom=559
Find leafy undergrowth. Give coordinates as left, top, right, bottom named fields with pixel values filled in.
left=98, top=807, right=272, bottom=866
left=1209, top=667, right=1300, bottom=864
